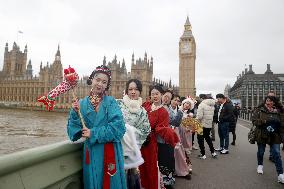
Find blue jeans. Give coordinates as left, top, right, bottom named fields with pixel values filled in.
left=257, top=143, right=283, bottom=175
left=218, top=122, right=229, bottom=150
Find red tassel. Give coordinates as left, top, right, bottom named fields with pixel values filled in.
left=85, top=146, right=90, bottom=164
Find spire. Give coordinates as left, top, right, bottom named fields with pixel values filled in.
left=132, top=53, right=135, bottom=65
left=13, top=42, right=17, bottom=49
left=103, top=56, right=106, bottom=66
left=144, top=52, right=147, bottom=63
left=181, top=16, right=193, bottom=38
left=184, top=16, right=191, bottom=31
left=5, top=43, right=8, bottom=52
left=56, top=44, right=61, bottom=57
left=122, top=58, right=125, bottom=68
left=28, top=59, right=32, bottom=66
left=24, top=44, right=27, bottom=53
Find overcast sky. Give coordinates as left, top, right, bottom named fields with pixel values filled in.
left=0, top=0, right=284, bottom=96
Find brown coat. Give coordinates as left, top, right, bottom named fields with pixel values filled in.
left=252, top=106, right=283, bottom=144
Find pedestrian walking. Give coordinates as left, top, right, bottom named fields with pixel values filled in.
left=252, top=96, right=284, bottom=183
left=196, top=94, right=217, bottom=159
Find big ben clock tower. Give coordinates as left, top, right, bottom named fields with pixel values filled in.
left=179, top=16, right=196, bottom=97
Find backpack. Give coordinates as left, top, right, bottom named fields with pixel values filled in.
left=248, top=124, right=256, bottom=144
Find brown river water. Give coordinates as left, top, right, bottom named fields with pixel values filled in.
left=0, top=108, right=69, bottom=155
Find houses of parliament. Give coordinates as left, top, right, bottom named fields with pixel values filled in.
left=0, top=17, right=196, bottom=110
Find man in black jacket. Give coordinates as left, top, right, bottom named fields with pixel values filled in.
left=215, top=94, right=235, bottom=154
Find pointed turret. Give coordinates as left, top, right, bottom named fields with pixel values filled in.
left=24, top=44, right=27, bottom=54
left=54, top=44, right=61, bottom=62
left=132, top=53, right=135, bottom=65
left=181, top=16, right=193, bottom=38
left=56, top=44, right=61, bottom=56
left=103, top=56, right=106, bottom=66
left=5, top=43, right=8, bottom=52
left=144, top=52, right=147, bottom=63
left=26, top=59, right=33, bottom=77
left=12, top=42, right=18, bottom=51
left=122, top=58, right=126, bottom=68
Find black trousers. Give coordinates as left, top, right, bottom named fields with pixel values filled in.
left=197, top=128, right=215, bottom=156
left=229, top=122, right=237, bottom=142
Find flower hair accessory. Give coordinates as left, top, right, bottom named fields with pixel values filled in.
left=87, top=65, right=112, bottom=90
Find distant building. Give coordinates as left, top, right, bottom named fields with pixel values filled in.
left=224, top=84, right=231, bottom=97
left=229, top=64, right=284, bottom=108
left=0, top=43, right=174, bottom=109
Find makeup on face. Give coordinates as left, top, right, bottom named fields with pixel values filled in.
left=151, top=88, right=162, bottom=104
left=183, top=102, right=191, bottom=110
left=92, top=73, right=109, bottom=95
left=127, top=82, right=140, bottom=100
left=171, top=97, right=179, bottom=109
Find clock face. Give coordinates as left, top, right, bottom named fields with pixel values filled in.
left=181, top=42, right=191, bottom=54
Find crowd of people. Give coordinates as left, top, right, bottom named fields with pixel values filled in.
left=65, top=64, right=283, bottom=189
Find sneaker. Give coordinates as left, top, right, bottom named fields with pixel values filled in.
left=220, top=149, right=229, bottom=154
left=215, top=147, right=223, bottom=152
left=192, top=145, right=199, bottom=150
left=198, top=154, right=206, bottom=159
left=211, top=152, right=218, bottom=158
left=278, top=174, right=284, bottom=183
left=257, top=165, right=263, bottom=174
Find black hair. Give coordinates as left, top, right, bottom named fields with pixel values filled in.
left=87, top=65, right=111, bottom=90
left=216, top=93, right=225, bottom=99
left=263, top=96, right=283, bottom=112
left=180, top=96, right=186, bottom=102
left=199, top=94, right=208, bottom=100
left=149, top=84, right=164, bottom=96
left=164, top=89, right=174, bottom=100
left=125, top=79, right=142, bottom=94
left=172, top=94, right=180, bottom=100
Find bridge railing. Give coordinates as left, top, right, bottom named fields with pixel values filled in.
left=239, top=110, right=253, bottom=121
left=0, top=140, right=83, bottom=189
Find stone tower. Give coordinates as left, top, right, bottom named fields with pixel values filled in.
left=39, top=45, right=63, bottom=84
left=2, top=42, right=27, bottom=78
left=26, top=59, right=33, bottom=78
left=179, top=16, right=196, bottom=97
left=131, top=52, right=153, bottom=99
left=107, top=55, right=128, bottom=99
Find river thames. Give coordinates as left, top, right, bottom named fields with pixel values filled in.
left=0, top=108, right=69, bottom=155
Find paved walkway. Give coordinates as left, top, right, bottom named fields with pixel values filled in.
left=175, top=119, right=284, bottom=189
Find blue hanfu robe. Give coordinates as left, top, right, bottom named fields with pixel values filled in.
left=67, top=95, right=126, bottom=189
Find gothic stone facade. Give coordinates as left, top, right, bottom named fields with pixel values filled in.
left=0, top=43, right=172, bottom=109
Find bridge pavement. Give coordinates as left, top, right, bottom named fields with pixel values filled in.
left=174, top=119, right=284, bottom=189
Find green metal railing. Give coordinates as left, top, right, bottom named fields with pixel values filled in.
left=0, top=140, right=83, bottom=189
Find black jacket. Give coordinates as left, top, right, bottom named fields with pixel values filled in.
left=216, top=101, right=235, bottom=123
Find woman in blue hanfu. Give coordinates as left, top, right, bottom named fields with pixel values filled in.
left=67, top=65, right=126, bottom=189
